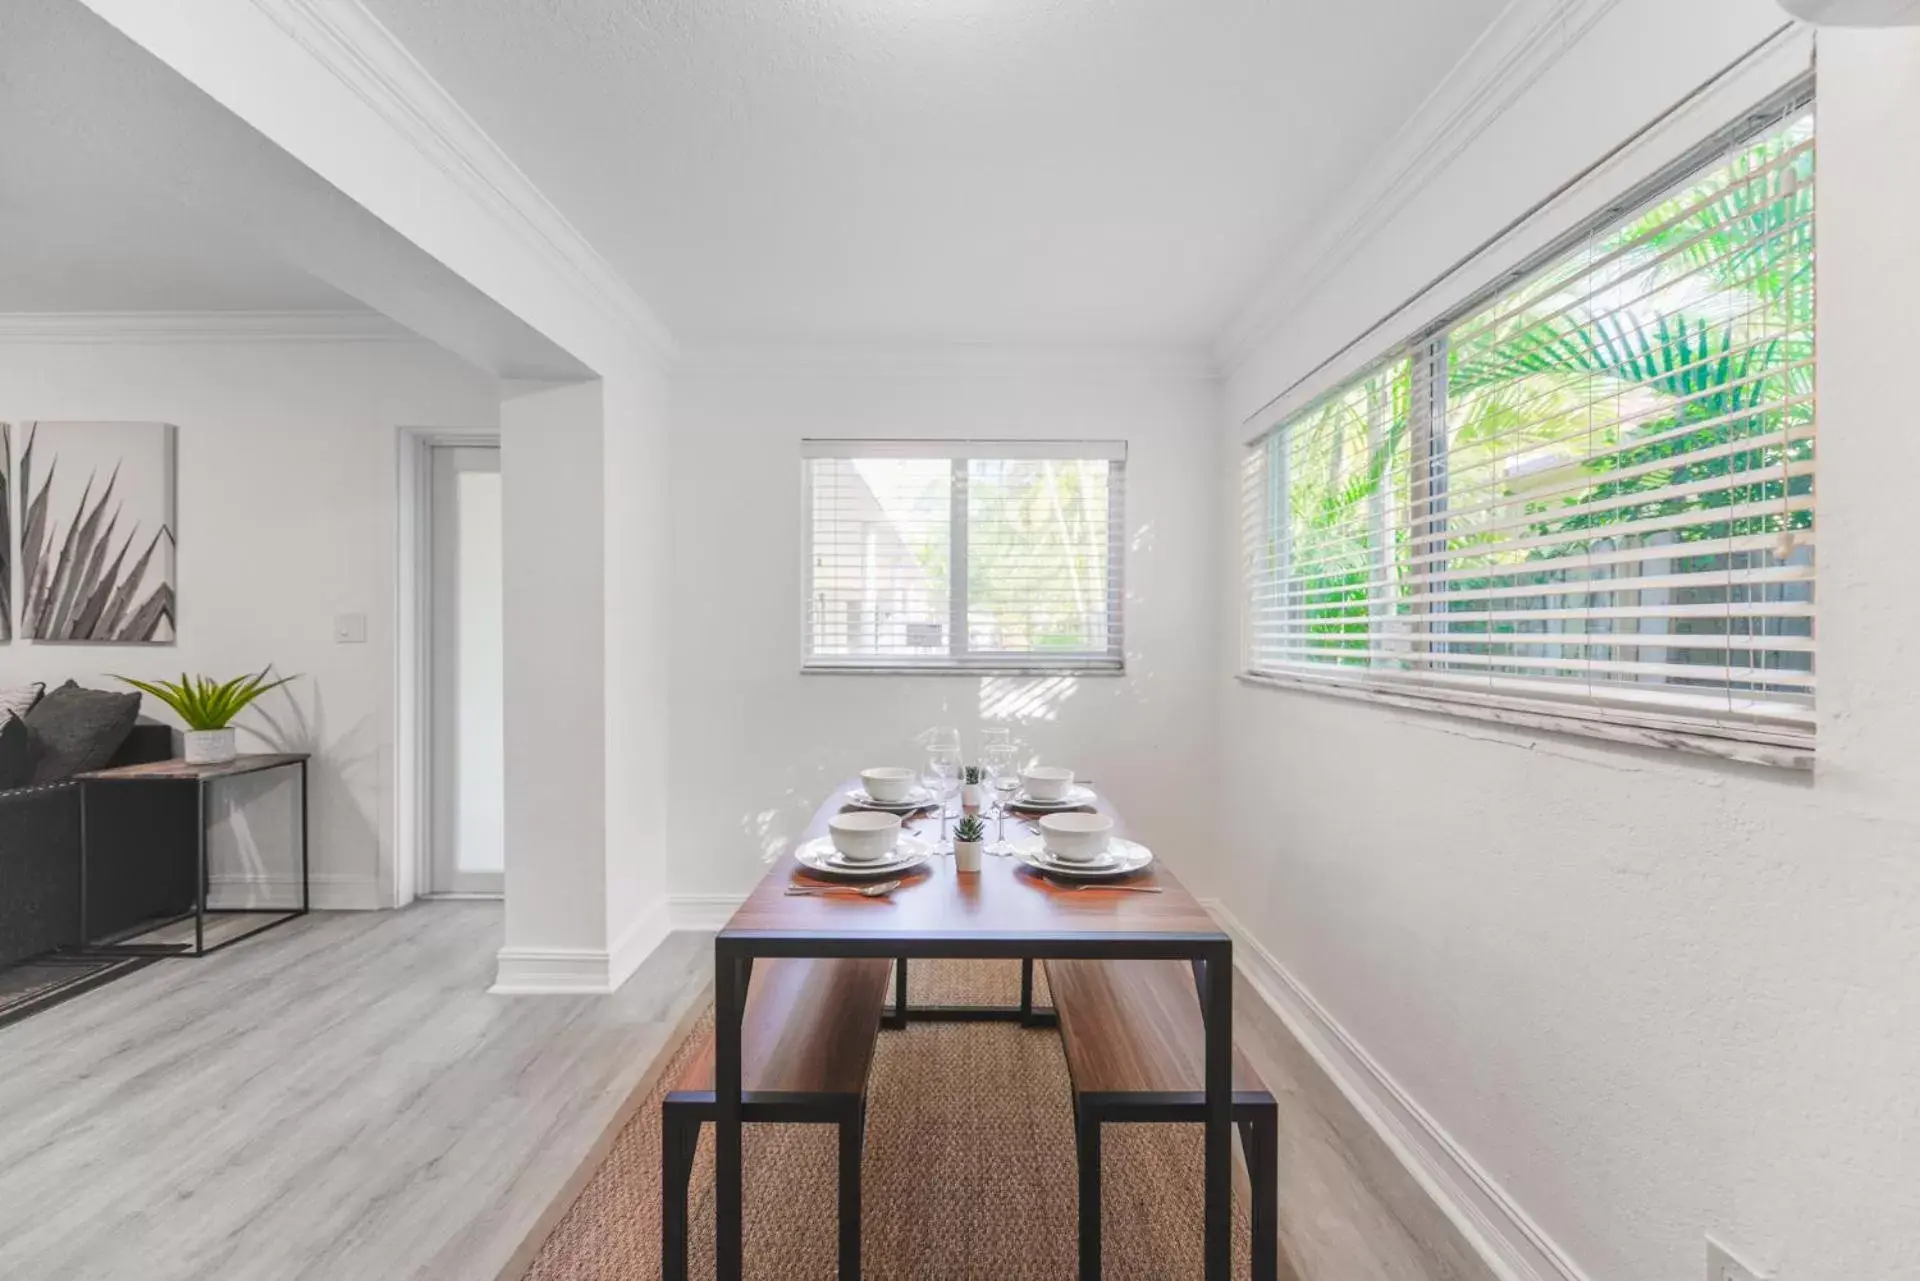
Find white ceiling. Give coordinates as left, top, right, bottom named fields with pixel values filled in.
left=362, top=0, right=1509, bottom=347
left=0, top=154, right=360, bottom=314
left=0, top=0, right=589, bottom=376
left=0, top=2, right=356, bottom=313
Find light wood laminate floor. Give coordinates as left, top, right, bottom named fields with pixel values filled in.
left=0, top=902, right=1492, bottom=1281
left=0, top=903, right=709, bottom=1281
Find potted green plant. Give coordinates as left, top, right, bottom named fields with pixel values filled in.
left=113, top=669, right=296, bottom=765
left=952, top=814, right=986, bottom=873
left=962, top=765, right=986, bottom=811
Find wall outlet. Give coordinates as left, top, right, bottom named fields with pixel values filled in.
left=333, top=612, right=368, bottom=644
left=1708, top=1236, right=1769, bottom=1281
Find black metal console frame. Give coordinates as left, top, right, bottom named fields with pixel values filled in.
left=79, top=756, right=310, bottom=958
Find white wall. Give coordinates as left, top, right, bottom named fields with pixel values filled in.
left=667, top=355, right=1219, bottom=904
left=1212, top=6, right=1920, bottom=1281
left=499, top=380, right=609, bottom=977
left=0, top=336, right=498, bottom=909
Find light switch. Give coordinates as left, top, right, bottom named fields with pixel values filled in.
left=333, top=613, right=368, bottom=644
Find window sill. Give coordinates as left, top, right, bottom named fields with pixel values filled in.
left=1235, top=671, right=1813, bottom=772
left=803, top=663, right=1126, bottom=678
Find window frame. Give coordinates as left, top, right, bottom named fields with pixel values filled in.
left=801, top=439, right=1128, bottom=676
left=1239, top=84, right=1817, bottom=769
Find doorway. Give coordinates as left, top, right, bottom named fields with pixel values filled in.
left=426, top=444, right=504, bottom=896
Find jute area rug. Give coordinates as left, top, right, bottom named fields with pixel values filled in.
left=523, top=959, right=1259, bottom=1280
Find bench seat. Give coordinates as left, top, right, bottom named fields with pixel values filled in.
left=1046, top=958, right=1280, bottom=1281
left=664, top=956, right=891, bottom=1281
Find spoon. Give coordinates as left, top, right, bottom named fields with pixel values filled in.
left=786, top=879, right=902, bottom=898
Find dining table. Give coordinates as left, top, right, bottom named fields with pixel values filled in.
left=710, top=782, right=1235, bottom=1280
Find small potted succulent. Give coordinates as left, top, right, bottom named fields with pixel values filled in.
left=962, top=765, right=986, bottom=812
left=952, top=814, right=986, bottom=873
left=114, top=669, right=297, bottom=765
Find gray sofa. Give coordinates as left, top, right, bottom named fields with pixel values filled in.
left=0, top=722, right=177, bottom=967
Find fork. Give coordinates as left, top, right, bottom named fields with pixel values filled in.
left=786, top=879, right=902, bottom=898
left=1067, top=882, right=1162, bottom=893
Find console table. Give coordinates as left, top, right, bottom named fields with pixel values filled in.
left=75, top=753, right=310, bottom=957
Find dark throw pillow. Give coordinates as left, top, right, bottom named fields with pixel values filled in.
left=0, top=714, right=36, bottom=790
left=24, top=681, right=142, bottom=784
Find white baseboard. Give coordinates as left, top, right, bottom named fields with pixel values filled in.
left=606, top=902, right=671, bottom=991
left=207, top=873, right=382, bottom=912
left=490, top=944, right=618, bottom=995
left=1200, top=899, right=1590, bottom=1281
left=491, top=900, right=673, bottom=996
left=666, top=893, right=746, bottom=932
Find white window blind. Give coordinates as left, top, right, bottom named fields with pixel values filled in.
left=804, top=440, right=1125, bottom=672
left=1244, top=106, right=1814, bottom=747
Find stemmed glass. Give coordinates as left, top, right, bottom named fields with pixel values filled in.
left=982, top=743, right=1020, bottom=856
left=923, top=745, right=964, bottom=853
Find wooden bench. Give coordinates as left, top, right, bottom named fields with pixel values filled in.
left=663, top=956, right=892, bottom=1281
left=1046, top=958, right=1280, bottom=1281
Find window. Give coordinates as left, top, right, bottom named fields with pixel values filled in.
left=804, top=440, right=1126, bottom=672
left=1243, top=105, right=1815, bottom=750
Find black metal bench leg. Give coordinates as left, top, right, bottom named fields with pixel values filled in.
left=1249, top=1106, right=1279, bottom=1281
left=838, top=1102, right=864, bottom=1281
left=1020, top=957, right=1034, bottom=1020
left=1077, top=1106, right=1102, bottom=1281
left=886, top=958, right=908, bottom=1029
left=661, top=1107, right=695, bottom=1281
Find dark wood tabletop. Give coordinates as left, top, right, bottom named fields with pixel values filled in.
left=75, top=752, right=310, bottom=782
left=720, top=786, right=1223, bottom=942
left=710, top=780, right=1236, bottom=1281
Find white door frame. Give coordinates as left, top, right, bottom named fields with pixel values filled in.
left=394, top=425, right=501, bottom=908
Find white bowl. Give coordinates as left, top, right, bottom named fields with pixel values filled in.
left=859, top=766, right=918, bottom=804
left=1039, top=811, right=1112, bottom=863
left=828, top=811, right=903, bottom=863
left=1020, top=766, right=1075, bottom=802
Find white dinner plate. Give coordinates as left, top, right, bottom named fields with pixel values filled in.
left=1013, top=836, right=1153, bottom=879
left=795, top=834, right=934, bottom=879
left=1009, top=785, right=1098, bottom=810
left=845, top=786, right=935, bottom=811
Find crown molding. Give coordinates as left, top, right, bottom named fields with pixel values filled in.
left=0, top=310, right=422, bottom=343
left=677, top=339, right=1219, bottom=382
left=1215, top=0, right=1623, bottom=373
left=247, top=0, right=677, bottom=367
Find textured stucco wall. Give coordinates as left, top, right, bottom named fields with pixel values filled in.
left=1208, top=6, right=1920, bottom=1279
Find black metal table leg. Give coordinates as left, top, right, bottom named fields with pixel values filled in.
left=661, top=1110, right=693, bottom=1281
left=714, top=940, right=746, bottom=1281
left=1250, top=1107, right=1279, bottom=1281
left=1202, top=939, right=1233, bottom=1281
left=886, top=956, right=908, bottom=1029
left=299, top=758, right=310, bottom=916
left=838, top=1100, right=863, bottom=1281
left=1077, top=1105, right=1102, bottom=1281
left=194, top=779, right=206, bottom=956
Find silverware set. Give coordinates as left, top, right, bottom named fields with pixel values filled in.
left=786, top=880, right=903, bottom=899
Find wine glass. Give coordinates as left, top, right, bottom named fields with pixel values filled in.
left=982, top=744, right=1020, bottom=856
left=923, top=745, right=963, bottom=853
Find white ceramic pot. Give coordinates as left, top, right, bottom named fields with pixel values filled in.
left=184, top=728, right=237, bottom=766
left=962, top=781, right=987, bottom=811
left=953, top=839, right=983, bottom=873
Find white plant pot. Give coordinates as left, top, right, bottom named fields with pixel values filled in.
left=184, top=728, right=237, bottom=765
left=953, top=839, right=983, bottom=874
left=962, top=782, right=987, bottom=811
